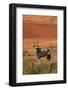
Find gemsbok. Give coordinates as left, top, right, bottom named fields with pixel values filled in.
left=32, top=38, right=51, bottom=60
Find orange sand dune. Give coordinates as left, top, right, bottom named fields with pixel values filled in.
left=23, top=23, right=57, bottom=39
left=23, top=15, right=57, bottom=39
left=23, top=15, right=57, bottom=50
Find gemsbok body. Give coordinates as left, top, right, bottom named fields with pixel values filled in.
left=33, top=38, right=51, bottom=60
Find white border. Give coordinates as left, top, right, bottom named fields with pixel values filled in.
left=16, top=7, right=64, bottom=83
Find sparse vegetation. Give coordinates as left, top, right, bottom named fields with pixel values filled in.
left=23, top=46, right=57, bottom=75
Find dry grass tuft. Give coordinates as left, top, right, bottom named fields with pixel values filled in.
left=23, top=47, right=57, bottom=75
